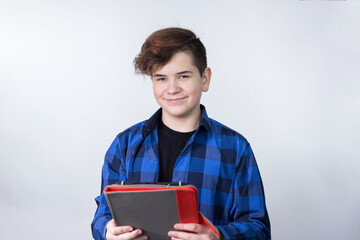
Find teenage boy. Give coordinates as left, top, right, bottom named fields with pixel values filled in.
left=91, top=27, right=271, bottom=240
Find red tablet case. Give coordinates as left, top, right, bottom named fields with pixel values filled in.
left=104, top=182, right=219, bottom=240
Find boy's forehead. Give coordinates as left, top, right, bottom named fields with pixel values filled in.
left=152, top=51, right=196, bottom=75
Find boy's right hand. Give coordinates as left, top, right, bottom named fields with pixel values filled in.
left=106, top=219, right=148, bottom=240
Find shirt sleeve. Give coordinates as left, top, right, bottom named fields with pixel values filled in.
left=91, top=136, right=127, bottom=240
left=216, top=144, right=271, bottom=239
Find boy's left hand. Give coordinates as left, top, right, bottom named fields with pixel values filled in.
left=168, top=223, right=219, bottom=240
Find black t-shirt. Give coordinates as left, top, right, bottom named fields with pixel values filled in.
left=157, top=119, right=196, bottom=182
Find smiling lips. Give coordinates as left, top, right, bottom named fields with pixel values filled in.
left=165, top=97, right=187, bottom=104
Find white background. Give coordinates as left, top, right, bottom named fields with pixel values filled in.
left=1, top=1, right=359, bottom=239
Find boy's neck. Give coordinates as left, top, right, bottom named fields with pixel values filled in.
left=161, top=108, right=201, bottom=133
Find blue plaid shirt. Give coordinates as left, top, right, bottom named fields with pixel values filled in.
left=91, top=105, right=270, bottom=239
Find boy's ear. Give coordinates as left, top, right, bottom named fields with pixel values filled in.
left=202, top=67, right=211, bottom=92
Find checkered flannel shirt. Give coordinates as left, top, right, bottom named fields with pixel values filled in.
left=91, top=105, right=270, bottom=239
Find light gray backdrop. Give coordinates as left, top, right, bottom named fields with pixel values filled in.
left=1, top=1, right=359, bottom=239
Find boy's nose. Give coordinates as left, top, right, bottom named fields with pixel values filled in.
left=167, top=79, right=180, bottom=94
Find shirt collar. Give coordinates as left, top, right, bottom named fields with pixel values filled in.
left=142, top=104, right=212, bottom=138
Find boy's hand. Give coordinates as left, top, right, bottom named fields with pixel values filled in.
left=168, top=223, right=219, bottom=240
left=106, top=219, right=148, bottom=240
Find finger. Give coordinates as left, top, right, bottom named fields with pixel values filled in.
left=118, top=229, right=144, bottom=240
left=169, top=237, right=182, bottom=240
left=168, top=230, right=197, bottom=240
left=106, top=219, right=133, bottom=235
left=174, top=223, right=207, bottom=234
left=134, top=235, right=148, bottom=240
left=111, top=225, right=134, bottom=235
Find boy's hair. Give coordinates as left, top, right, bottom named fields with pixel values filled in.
left=134, top=27, right=207, bottom=76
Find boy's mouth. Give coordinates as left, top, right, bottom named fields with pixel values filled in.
left=165, top=97, right=187, bottom=103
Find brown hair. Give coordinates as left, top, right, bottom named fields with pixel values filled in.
left=134, top=27, right=207, bottom=76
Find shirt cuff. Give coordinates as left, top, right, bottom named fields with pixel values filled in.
left=102, top=218, right=111, bottom=239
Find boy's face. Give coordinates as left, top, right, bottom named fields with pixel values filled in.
left=151, top=51, right=211, bottom=124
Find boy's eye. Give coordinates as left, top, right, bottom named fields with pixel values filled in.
left=180, top=75, right=189, bottom=79
left=156, top=78, right=166, bottom=81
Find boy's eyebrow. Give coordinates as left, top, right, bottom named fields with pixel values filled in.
left=153, top=73, right=166, bottom=77
left=176, top=71, right=193, bottom=75
left=153, top=71, right=193, bottom=77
